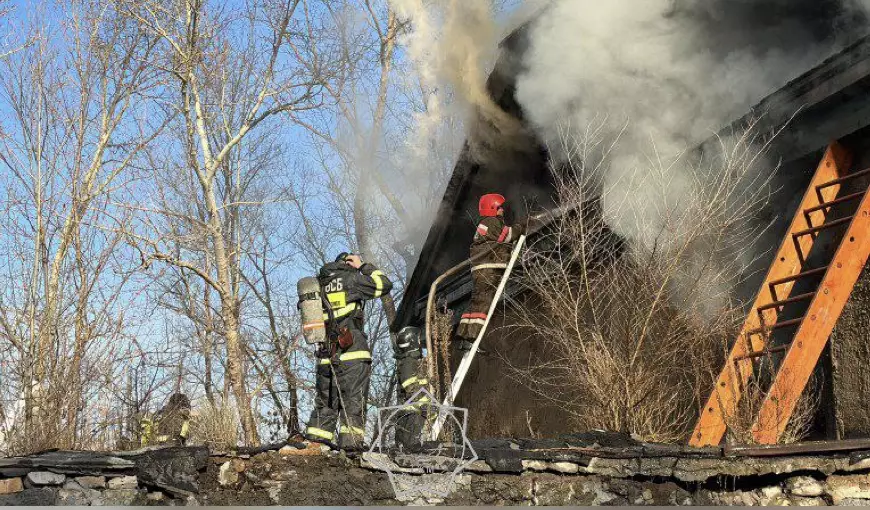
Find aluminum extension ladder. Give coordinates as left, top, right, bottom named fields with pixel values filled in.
left=428, top=235, right=527, bottom=441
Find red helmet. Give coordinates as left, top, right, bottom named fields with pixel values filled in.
left=479, top=193, right=506, bottom=217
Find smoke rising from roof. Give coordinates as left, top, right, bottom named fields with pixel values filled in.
left=513, top=0, right=870, bottom=313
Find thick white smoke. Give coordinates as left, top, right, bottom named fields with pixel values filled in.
left=514, top=0, right=870, bottom=313
left=390, top=0, right=526, bottom=161
left=387, top=0, right=537, bottom=263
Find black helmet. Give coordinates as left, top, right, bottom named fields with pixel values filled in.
left=335, top=252, right=350, bottom=263
left=395, top=326, right=423, bottom=359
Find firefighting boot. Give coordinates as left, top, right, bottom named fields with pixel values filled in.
left=303, top=432, right=339, bottom=450
left=455, top=338, right=486, bottom=355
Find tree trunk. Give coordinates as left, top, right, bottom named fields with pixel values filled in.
left=220, top=300, right=259, bottom=445
left=209, top=205, right=259, bottom=445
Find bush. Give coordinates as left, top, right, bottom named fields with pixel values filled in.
left=509, top=122, right=783, bottom=443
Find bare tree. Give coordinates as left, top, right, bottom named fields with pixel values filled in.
left=0, top=1, right=167, bottom=451
left=119, top=0, right=351, bottom=445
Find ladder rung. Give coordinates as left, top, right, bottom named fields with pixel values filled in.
left=769, top=266, right=829, bottom=288
left=747, top=317, right=805, bottom=337
left=757, top=292, right=816, bottom=312
left=734, top=345, right=789, bottom=363
left=793, top=215, right=855, bottom=238
left=817, top=167, right=870, bottom=190
left=804, top=190, right=867, bottom=214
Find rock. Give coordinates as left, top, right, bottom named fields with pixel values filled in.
left=642, top=489, right=654, bottom=501
left=185, top=495, right=201, bottom=506
left=147, top=491, right=166, bottom=502
left=550, top=462, right=580, bottom=474
left=484, top=449, right=524, bottom=473
left=231, top=458, right=247, bottom=473
left=62, top=479, right=84, bottom=491
left=360, top=452, right=424, bottom=474
left=827, top=473, right=870, bottom=504
left=787, top=476, right=825, bottom=497
left=521, top=460, right=548, bottom=472
left=107, top=475, right=138, bottom=490
left=0, top=487, right=56, bottom=505
left=269, top=469, right=299, bottom=481
left=465, top=460, right=493, bottom=473
left=26, top=471, right=66, bottom=486
left=95, top=488, right=145, bottom=506
left=75, top=475, right=107, bottom=489
left=219, top=461, right=239, bottom=486
left=280, top=443, right=322, bottom=456
left=740, top=491, right=758, bottom=506
left=395, top=454, right=461, bottom=472
left=791, top=496, right=828, bottom=506
left=837, top=499, right=870, bottom=506
left=56, top=488, right=92, bottom=506
left=761, top=485, right=784, bottom=499
left=0, top=477, right=23, bottom=494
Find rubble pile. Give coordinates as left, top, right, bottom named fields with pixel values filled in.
left=7, top=433, right=870, bottom=505
left=0, top=447, right=208, bottom=505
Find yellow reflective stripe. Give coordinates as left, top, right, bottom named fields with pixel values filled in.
left=326, top=291, right=347, bottom=309
left=156, top=435, right=170, bottom=442
left=180, top=420, right=190, bottom=439
left=306, top=427, right=335, bottom=440
left=401, top=396, right=431, bottom=411
left=339, top=350, right=371, bottom=362
left=319, top=358, right=332, bottom=365
left=339, top=425, right=365, bottom=436
left=323, top=302, right=358, bottom=321
left=401, top=376, right=429, bottom=389
left=370, top=270, right=385, bottom=298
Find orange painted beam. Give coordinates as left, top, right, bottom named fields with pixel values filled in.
left=689, top=142, right=852, bottom=447
left=751, top=189, right=870, bottom=443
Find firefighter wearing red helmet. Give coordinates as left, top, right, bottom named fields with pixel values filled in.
left=455, top=193, right=524, bottom=350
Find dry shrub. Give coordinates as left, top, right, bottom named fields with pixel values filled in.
left=427, top=301, right=457, bottom=442
left=429, top=300, right=455, bottom=404
left=509, top=121, right=778, bottom=443
left=724, top=365, right=820, bottom=444
left=189, top=400, right=239, bottom=451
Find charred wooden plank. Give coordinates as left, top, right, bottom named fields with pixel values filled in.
left=0, top=451, right=134, bottom=478
left=726, top=438, right=870, bottom=457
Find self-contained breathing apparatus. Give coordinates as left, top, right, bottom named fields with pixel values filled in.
left=297, top=255, right=357, bottom=354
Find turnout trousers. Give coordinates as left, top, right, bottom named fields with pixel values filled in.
left=394, top=357, right=430, bottom=449
left=306, top=358, right=371, bottom=448
left=456, top=267, right=504, bottom=340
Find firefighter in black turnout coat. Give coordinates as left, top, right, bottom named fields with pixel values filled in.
left=455, top=193, right=524, bottom=351
left=304, top=253, right=393, bottom=449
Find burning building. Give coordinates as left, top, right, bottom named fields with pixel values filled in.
left=394, top=2, right=870, bottom=442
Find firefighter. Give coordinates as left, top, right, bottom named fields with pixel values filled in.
left=455, top=193, right=524, bottom=351
left=304, top=253, right=393, bottom=450
left=140, top=393, right=191, bottom=447
left=393, top=326, right=429, bottom=450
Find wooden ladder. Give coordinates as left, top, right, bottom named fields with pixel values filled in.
left=690, top=141, right=870, bottom=447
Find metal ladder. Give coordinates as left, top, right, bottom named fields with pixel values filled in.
left=690, top=141, right=870, bottom=446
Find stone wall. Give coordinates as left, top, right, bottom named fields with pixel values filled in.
left=8, top=439, right=870, bottom=505
left=0, top=472, right=178, bottom=505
